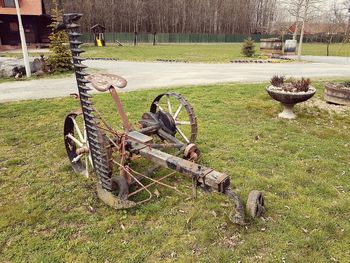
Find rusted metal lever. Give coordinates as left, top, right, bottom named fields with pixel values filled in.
left=97, top=183, right=136, bottom=210
left=224, top=188, right=245, bottom=226
left=109, top=87, right=133, bottom=132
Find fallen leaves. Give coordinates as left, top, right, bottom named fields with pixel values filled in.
left=154, top=188, right=160, bottom=198
left=87, top=205, right=96, bottom=213
left=219, top=234, right=244, bottom=249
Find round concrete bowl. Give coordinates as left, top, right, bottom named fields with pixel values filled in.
left=266, top=85, right=316, bottom=119
left=324, top=84, right=350, bottom=106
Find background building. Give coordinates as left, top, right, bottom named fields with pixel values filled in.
left=0, top=0, right=51, bottom=48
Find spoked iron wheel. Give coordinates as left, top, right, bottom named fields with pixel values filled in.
left=150, top=92, right=198, bottom=144
left=64, top=112, right=94, bottom=178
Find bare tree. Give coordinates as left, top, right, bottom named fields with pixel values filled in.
left=297, top=0, right=322, bottom=60
left=250, top=0, right=278, bottom=34
left=322, top=0, right=347, bottom=55
left=290, top=0, right=304, bottom=40
left=343, top=0, right=350, bottom=36
left=43, top=0, right=277, bottom=35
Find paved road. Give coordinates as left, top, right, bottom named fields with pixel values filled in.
left=289, top=55, right=350, bottom=65
left=1, top=59, right=350, bottom=102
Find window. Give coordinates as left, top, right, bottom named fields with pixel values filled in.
left=3, top=0, right=16, bottom=8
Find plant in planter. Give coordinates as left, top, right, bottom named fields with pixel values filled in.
left=324, top=82, right=350, bottom=106
left=266, top=76, right=316, bottom=119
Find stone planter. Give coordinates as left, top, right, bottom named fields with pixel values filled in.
left=266, top=85, right=316, bottom=119
left=324, top=84, right=350, bottom=106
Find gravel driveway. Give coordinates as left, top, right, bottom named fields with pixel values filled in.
left=1, top=59, right=349, bottom=102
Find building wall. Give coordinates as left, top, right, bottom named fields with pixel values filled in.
left=0, top=14, right=50, bottom=45
left=0, top=0, right=43, bottom=15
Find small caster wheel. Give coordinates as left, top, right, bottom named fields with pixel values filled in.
left=246, top=190, right=265, bottom=218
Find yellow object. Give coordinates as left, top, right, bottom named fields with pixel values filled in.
left=96, top=37, right=102, bottom=47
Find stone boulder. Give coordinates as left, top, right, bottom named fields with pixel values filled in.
left=0, top=57, right=46, bottom=77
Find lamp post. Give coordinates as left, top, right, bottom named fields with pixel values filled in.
left=14, top=0, right=31, bottom=78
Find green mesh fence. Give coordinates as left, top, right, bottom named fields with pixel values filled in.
left=82, top=33, right=278, bottom=44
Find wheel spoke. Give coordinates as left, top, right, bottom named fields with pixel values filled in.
left=88, top=153, right=94, bottom=168
left=176, top=127, right=190, bottom=143
left=84, top=156, right=90, bottom=178
left=66, top=133, right=84, bottom=148
left=173, top=104, right=183, bottom=120
left=84, top=128, right=94, bottom=168
left=83, top=126, right=88, bottom=144
left=175, top=121, right=191, bottom=125
left=167, top=95, right=173, bottom=115
left=71, top=117, right=85, bottom=143
left=72, top=154, right=83, bottom=163
left=156, top=103, right=164, bottom=112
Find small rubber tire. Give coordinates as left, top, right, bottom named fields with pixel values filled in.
left=111, top=176, right=129, bottom=200
left=246, top=190, right=265, bottom=218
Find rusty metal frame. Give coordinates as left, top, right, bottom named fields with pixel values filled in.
left=109, top=87, right=133, bottom=132
left=60, top=12, right=260, bottom=225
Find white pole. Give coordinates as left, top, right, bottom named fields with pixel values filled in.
left=14, top=0, right=31, bottom=78
left=297, top=19, right=306, bottom=61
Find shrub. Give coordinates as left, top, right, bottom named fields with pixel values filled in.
left=242, top=37, right=256, bottom=57
left=47, top=0, right=73, bottom=72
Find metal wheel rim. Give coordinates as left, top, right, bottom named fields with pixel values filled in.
left=150, top=92, right=198, bottom=144
left=64, top=112, right=94, bottom=178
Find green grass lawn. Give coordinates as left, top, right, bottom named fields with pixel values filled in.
left=302, top=43, right=350, bottom=57
left=2, top=43, right=349, bottom=63
left=0, top=82, right=349, bottom=262
left=82, top=43, right=246, bottom=63
left=81, top=43, right=350, bottom=62
left=84, top=43, right=350, bottom=63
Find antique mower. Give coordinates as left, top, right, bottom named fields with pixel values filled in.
left=61, top=13, right=265, bottom=225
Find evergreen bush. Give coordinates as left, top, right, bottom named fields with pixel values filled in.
left=242, top=37, right=256, bottom=57
left=47, top=0, right=73, bottom=72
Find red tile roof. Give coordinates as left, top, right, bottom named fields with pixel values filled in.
left=0, top=0, right=43, bottom=16
left=288, top=23, right=347, bottom=35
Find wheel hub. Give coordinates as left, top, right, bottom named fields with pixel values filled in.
left=184, top=143, right=201, bottom=161
left=156, top=110, right=176, bottom=136
left=76, top=146, right=89, bottom=155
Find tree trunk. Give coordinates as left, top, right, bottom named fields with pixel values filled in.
left=292, top=4, right=301, bottom=41
left=293, top=17, right=299, bottom=40
left=327, top=35, right=333, bottom=56
left=298, top=19, right=305, bottom=61
left=298, top=2, right=309, bottom=61
left=214, top=9, right=218, bottom=34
